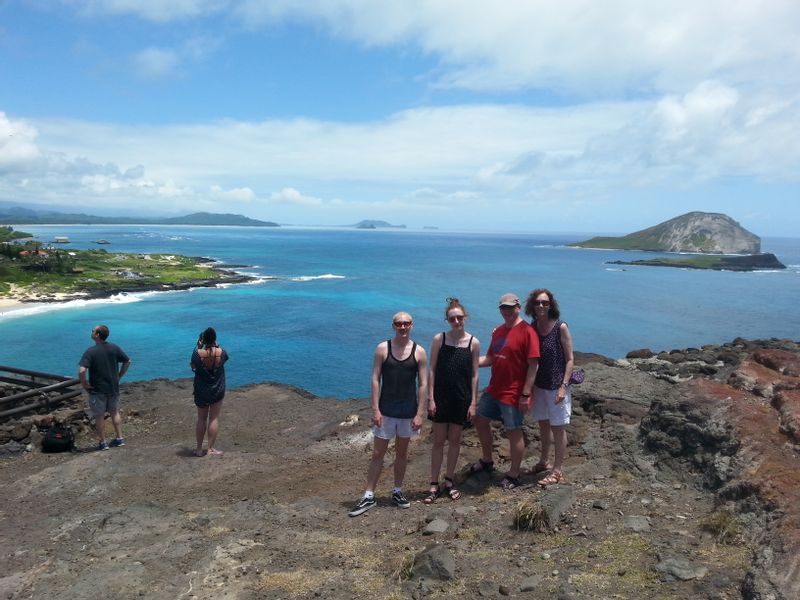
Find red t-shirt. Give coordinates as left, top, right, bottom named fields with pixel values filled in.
left=486, top=320, right=540, bottom=406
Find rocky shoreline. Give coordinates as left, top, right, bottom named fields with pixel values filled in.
left=1, top=338, right=798, bottom=599
left=0, top=258, right=256, bottom=307
left=607, top=252, right=786, bottom=271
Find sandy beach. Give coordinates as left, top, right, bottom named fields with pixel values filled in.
left=0, top=298, right=24, bottom=314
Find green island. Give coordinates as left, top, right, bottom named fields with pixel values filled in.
left=0, top=227, right=253, bottom=302
left=607, top=253, right=786, bottom=272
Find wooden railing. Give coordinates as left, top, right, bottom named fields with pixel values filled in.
left=0, top=366, right=81, bottom=420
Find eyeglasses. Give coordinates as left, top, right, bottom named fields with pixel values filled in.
left=393, top=321, right=412, bottom=328
left=533, top=300, right=551, bottom=307
left=447, top=315, right=465, bottom=323
left=499, top=304, right=518, bottom=310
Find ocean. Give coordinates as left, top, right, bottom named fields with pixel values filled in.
left=2, top=225, right=798, bottom=399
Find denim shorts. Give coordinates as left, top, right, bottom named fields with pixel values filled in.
left=373, top=416, right=420, bottom=440
left=476, top=392, right=524, bottom=430
left=532, top=385, right=571, bottom=426
left=87, top=392, right=119, bottom=418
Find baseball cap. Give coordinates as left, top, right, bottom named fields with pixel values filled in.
left=498, top=293, right=520, bottom=307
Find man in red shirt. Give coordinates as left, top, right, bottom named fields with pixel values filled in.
left=469, top=293, right=539, bottom=489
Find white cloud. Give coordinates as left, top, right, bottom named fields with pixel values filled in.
left=61, top=2, right=800, bottom=96
left=269, top=187, right=322, bottom=206
left=210, top=184, right=256, bottom=203
left=0, top=113, right=42, bottom=172
left=233, top=1, right=800, bottom=96
left=2, top=85, right=797, bottom=221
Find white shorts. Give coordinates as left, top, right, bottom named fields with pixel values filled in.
left=373, top=416, right=419, bottom=440
left=532, top=385, right=571, bottom=426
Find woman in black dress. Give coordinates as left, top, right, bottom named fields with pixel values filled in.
left=191, top=327, right=229, bottom=457
left=424, top=298, right=480, bottom=502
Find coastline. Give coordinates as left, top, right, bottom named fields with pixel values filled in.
left=0, top=271, right=257, bottom=315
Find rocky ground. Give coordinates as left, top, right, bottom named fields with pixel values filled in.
left=1, top=338, right=798, bottom=600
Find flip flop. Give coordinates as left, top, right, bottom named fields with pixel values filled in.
left=192, top=449, right=206, bottom=457
left=207, top=448, right=223, bottom=456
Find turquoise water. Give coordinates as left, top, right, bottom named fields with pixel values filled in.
left=2, top=226, right=798, bottom=399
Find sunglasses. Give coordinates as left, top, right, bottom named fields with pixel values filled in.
left=533, top=300, right=551, bottom=307
left=447, top=315, right=465, bottom=323
left=393, top=321, right=412, bottom=327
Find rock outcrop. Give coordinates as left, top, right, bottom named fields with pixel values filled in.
left=635, top=339, right=800, bottom=600
left=572, top=211, right=761, bottom=254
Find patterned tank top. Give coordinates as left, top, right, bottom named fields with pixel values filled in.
left=533, top=319, right=566, bottom=390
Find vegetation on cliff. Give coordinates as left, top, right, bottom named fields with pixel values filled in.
left=570, top=211, right=761, bottom=254
left=0, top=227, right=250, bottom=299
left=607, top=252, right=786, bottom=271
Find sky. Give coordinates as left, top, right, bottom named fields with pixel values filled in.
left=1, top=1, right=799, bottom=236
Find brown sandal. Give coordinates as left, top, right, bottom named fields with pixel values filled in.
left=538, top=470, right=564, bottom=487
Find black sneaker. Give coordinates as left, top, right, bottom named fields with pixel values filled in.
left=109, top=437, right=126, bottom=447
left=392, top=490, right=410, bottom=509
left=348, top=495, right=376, bottom=517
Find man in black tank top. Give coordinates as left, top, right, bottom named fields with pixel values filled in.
left=349, top=311, right=428, bottom=517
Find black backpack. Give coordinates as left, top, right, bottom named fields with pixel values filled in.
left=42, top=424, right=75, bottom=453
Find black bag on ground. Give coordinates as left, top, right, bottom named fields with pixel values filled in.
left=42, top=424, right=75, bottom=453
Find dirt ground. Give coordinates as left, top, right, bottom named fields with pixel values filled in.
left=0, top=371, right=750, bottom=600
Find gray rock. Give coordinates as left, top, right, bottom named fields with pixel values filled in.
left=592, top=500, right=609, bottom=510
left=539, top=485, right=576, bottom=529
left=423, top=518, right=450, bottom=535
left=478, top=579, right=498, bottom=596
left=623, top=515, right=651, bottom=532
left=656, top=556, right=708, bottom=581
left=519, top=574, right=543, bottom=592
left=412, top=544, right=455, bottom=581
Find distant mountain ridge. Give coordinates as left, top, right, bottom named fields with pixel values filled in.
left=0, top=206, right=278, bottom=227
left=570, top=212, right=760, bottom=254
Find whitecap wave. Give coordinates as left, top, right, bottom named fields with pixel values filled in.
left=0, top=292, right=145, bottom=320
left=289, top=274, right=346, bottom=282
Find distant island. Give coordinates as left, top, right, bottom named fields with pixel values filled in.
left=0, top=206, right=279, bottom=227
left=353, top=220, right=406, bottom=229
left=570, top=211, right=760, bottom=254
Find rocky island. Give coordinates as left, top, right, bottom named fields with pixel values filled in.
left=570, top=212, right=785, bottom=271
left=571, top=212, right=761, bottom=254
left=1, top=337, right=799, bottom=599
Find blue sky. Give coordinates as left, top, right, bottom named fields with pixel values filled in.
left=1, top=1, right=798, bottom=236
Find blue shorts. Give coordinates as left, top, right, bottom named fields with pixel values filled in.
left=476, top=392, right=524, bottom=430
left=373, top=416, right=419, bottom=440
left=88, top=392, right=119, bottom=419
left=532, top=385, right=571, bottom=425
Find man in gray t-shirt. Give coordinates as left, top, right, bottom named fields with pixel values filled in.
left=79, top=324, right=131, bottom=451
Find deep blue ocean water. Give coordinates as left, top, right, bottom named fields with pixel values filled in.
left=2, top=226, right=798, bottom=399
